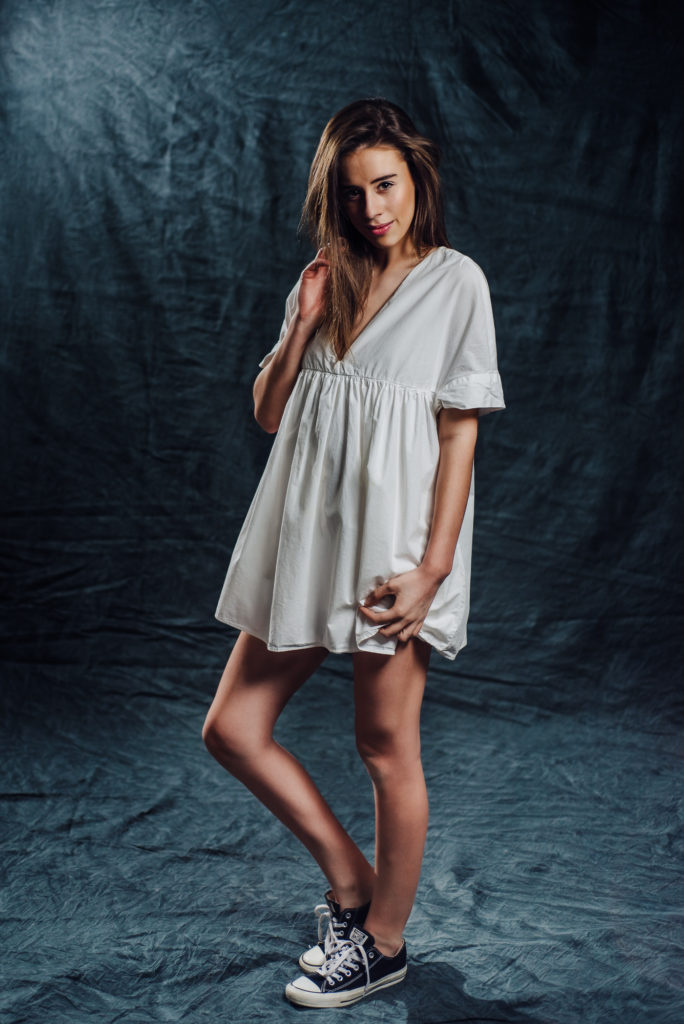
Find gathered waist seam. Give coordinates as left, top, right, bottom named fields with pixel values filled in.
left=300, top=364, right=436, bottom=398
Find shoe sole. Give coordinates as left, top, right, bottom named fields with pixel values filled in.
left=285, top=965, right=407, bottom=1007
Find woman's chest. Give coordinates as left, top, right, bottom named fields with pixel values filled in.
left=304, top=291, right=453, bottom=394
left=348, top=267, right=423, bottom=345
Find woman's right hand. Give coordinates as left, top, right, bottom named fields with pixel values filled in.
left=296, top=247, right=331, bottom=330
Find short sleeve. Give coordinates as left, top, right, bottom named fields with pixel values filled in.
left=257, top=275, right=302, bottom=369
left=435, top=258, right=506, bottom=417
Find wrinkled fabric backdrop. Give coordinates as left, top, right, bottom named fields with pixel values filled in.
left=1, top=1, right=682, bottom=1022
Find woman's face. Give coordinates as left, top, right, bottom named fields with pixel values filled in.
left=339, top=145, right=416, bottom=254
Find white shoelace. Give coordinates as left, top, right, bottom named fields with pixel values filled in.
left=313, top=902, right=348, bottom=957
left=314, top=903, right=331, bottom=943
left=318, top=938, right=371, bottom=989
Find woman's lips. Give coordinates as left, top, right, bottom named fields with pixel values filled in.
left=369, top=221, right=393, bottom=236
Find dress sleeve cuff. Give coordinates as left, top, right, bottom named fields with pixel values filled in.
left=435, top=371, right=506, bottom=416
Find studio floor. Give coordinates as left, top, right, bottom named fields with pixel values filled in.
left=1, top=653, right=681, bottom=1024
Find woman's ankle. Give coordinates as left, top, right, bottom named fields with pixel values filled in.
left=329, top=881, right=374, bottom=910
left=363, top=923, right=404, bottom=958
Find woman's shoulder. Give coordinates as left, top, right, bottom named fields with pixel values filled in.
left=432, top=246, right=489, bottom=283
left=428, top=247, right=491, bottom=296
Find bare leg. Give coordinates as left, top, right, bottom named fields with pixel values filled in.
left=202, top=631, right=376, bottom=907
left=351, top=636, right=432, bottom=957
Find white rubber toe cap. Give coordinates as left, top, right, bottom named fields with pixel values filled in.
left=299, top=943, right=326, bottom=972
left=288, top=975, right=321, bottom=995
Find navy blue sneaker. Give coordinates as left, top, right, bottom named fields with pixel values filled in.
left=286, top=923, right=407, bottom=1007
left=298, top=890, right=371, bottom=974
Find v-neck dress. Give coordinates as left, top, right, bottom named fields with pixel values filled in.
left=215, top=245, right=505, bottom=660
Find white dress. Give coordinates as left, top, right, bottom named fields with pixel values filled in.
left=215, top=245, right=505, bottom=660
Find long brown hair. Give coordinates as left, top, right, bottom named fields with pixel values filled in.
left=298, top=98, right=451, bottom=363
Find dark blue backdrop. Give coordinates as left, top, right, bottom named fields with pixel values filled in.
left=2, top=2, right=682, bottom=1022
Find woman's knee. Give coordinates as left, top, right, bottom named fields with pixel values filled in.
left=201, top=711, right=229, bottom=759
left=355, top=729, right=422, bottom=783
left=202, top=708, right=257, bottom=765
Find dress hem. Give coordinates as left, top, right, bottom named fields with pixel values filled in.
left=214, top=611, right=461, bottom=661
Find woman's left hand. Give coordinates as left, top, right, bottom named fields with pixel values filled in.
left=358, top=566, right=445, bottom=643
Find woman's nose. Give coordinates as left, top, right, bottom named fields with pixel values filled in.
left=364, top=192, right=384, bottom=219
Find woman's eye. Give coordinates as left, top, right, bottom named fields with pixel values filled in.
left=343, top=181, right=393, bottom=200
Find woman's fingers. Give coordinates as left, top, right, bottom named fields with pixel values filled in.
left=358, top=583, right=399, bottom=623
left=358, top=571, right=435, bottom=639
left=358, top=588, right=419, bottom=639
left=302, top=259, right=330, bottom=280
left=363, top=579, right=392, bottom=601
left=303, top=250, right=330, bottom=276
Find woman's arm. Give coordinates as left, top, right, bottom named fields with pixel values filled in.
left=253, top=248, right=331, bottom=434
left=420, top=407, right=479, bottom=582
left=358, top=407, right=479, bottom=641
left=253, top=315, right=316, bottom=434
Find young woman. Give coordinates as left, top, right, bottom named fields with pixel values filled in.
left=203, top=97, right=505, bottom=1008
